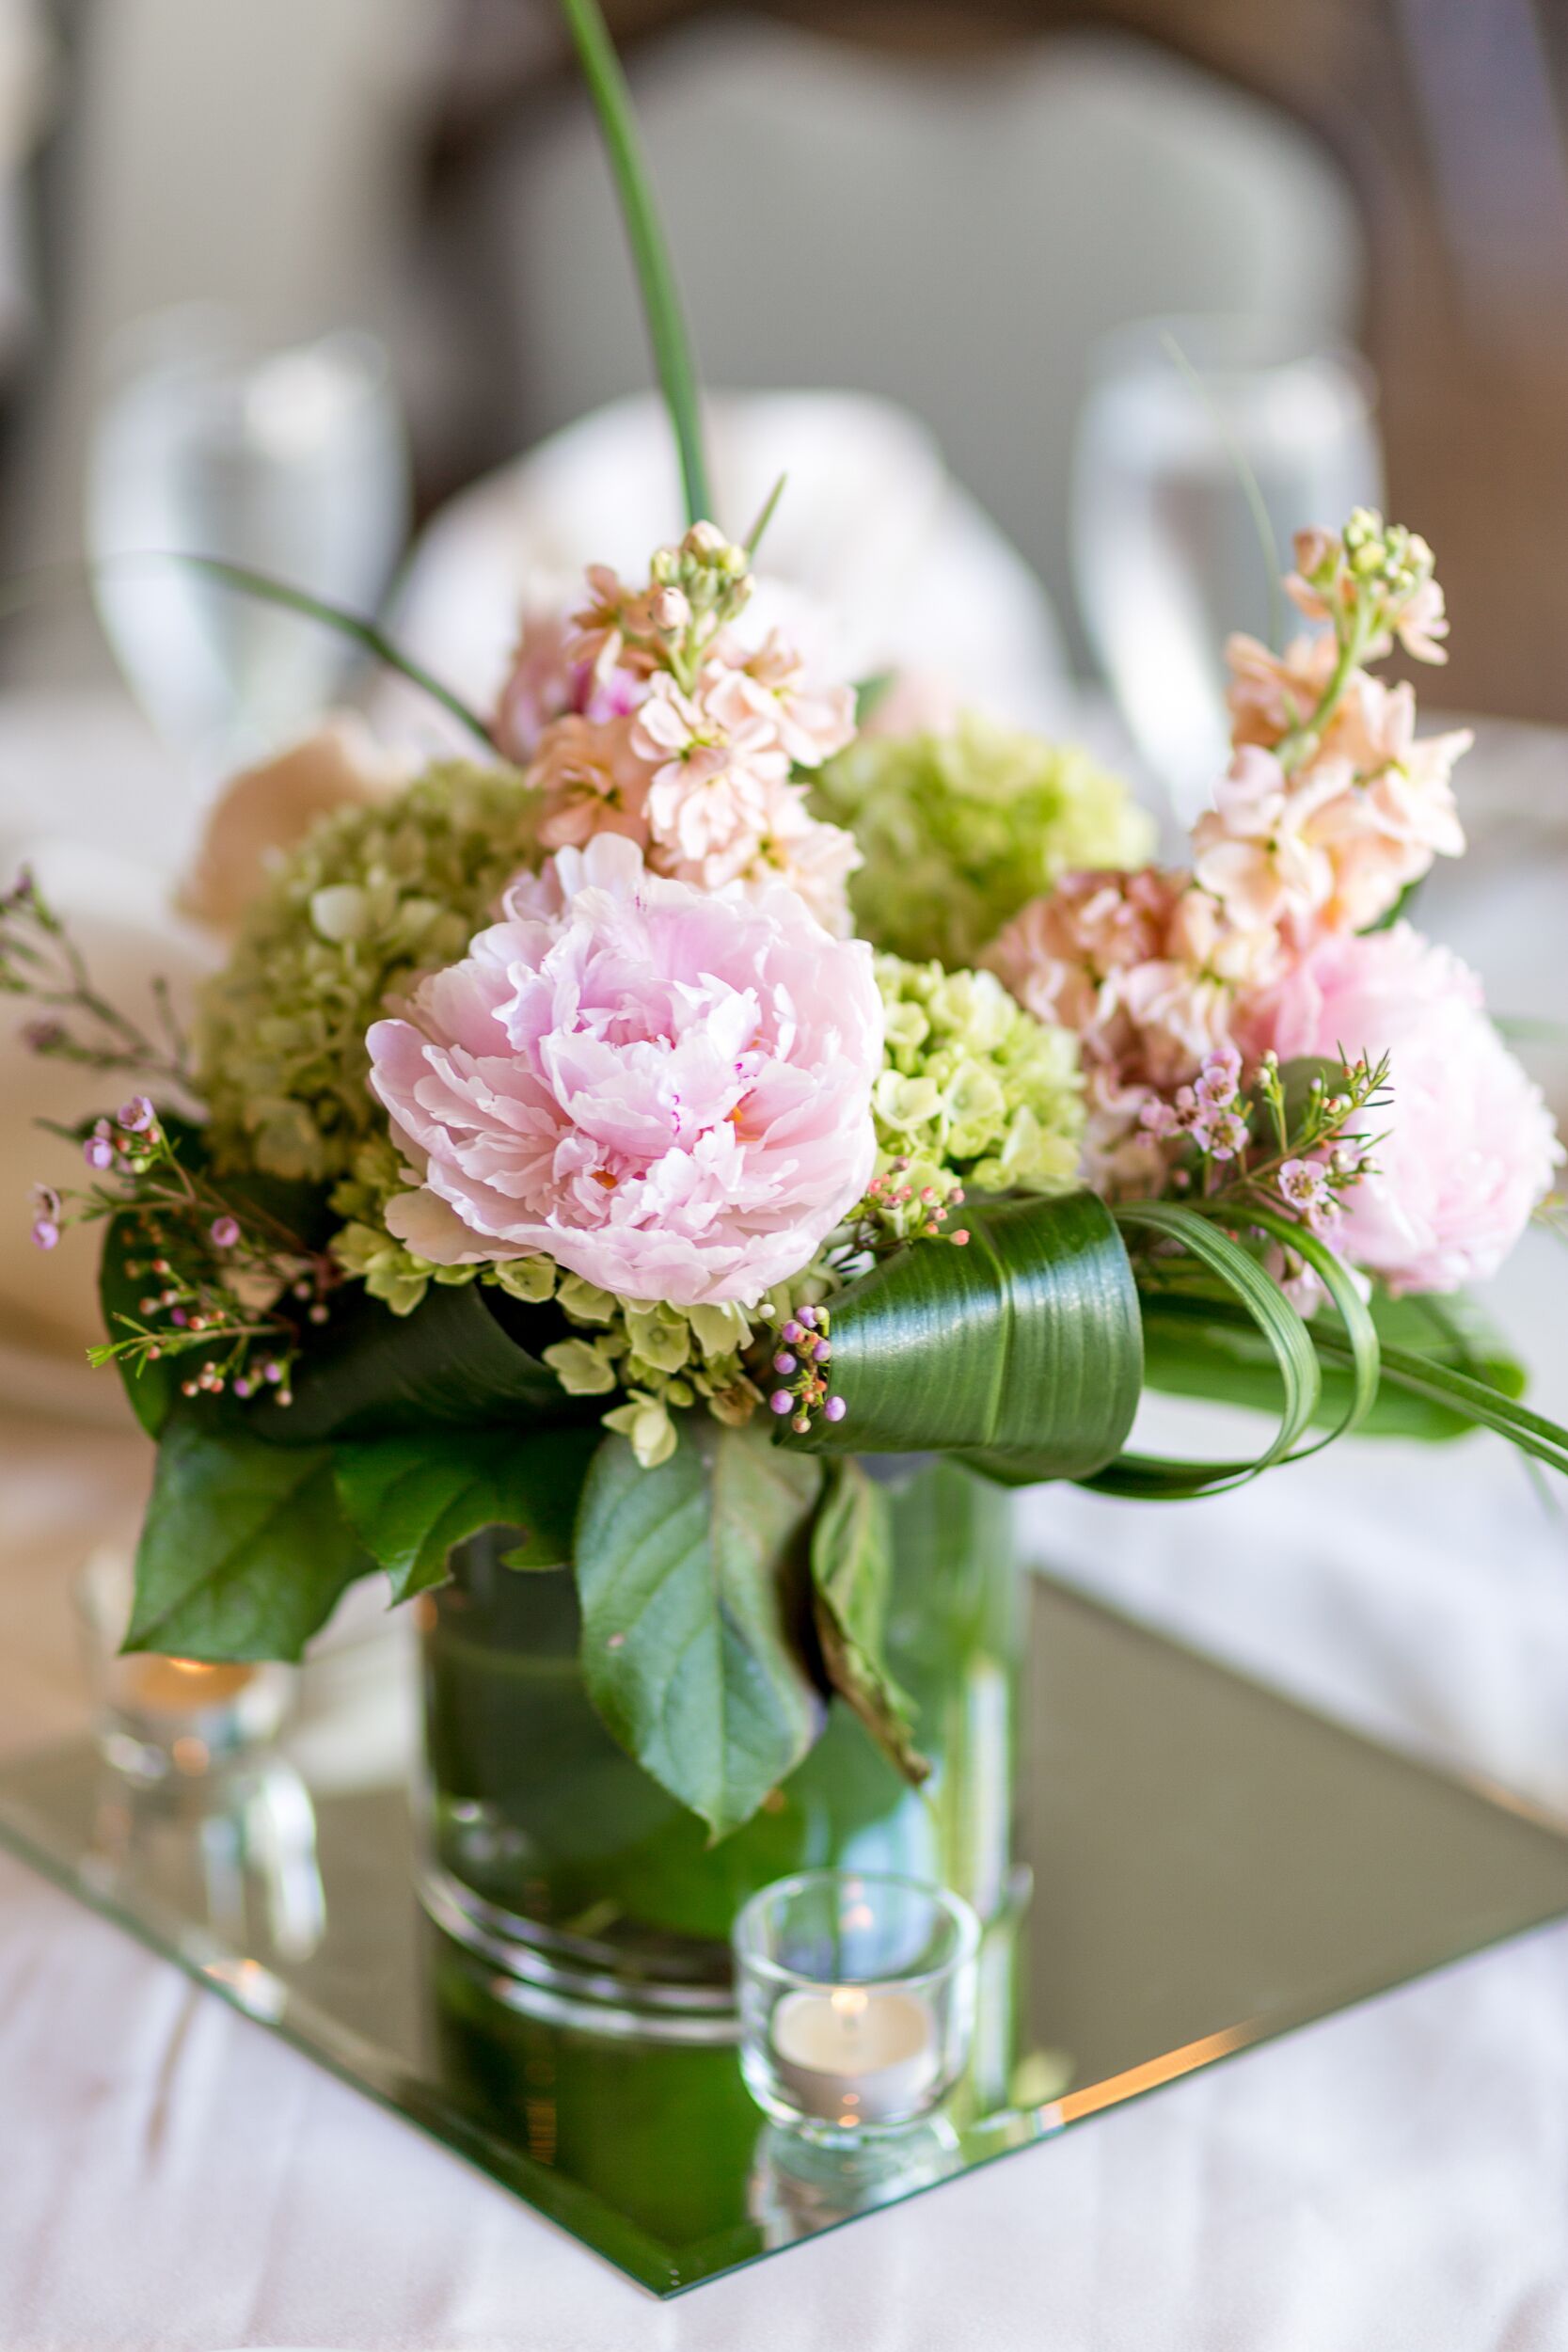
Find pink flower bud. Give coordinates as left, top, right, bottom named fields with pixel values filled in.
left=83, top=1135, right=114, bottom=1170
left=768, top=1390, right=793, bottom=1416
left=773, top=1351, right=797, bottom=1375
left=30, top=1216, right=59, bottom=1250
left=210, top=1216, right=241, bottom=1248
left=118, top=1096, right=155, bottom=1134
left=824, top=1394, right=847, bottom=1422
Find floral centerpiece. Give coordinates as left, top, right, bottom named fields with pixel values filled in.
left=5, top=0, right=1566, bottom=2012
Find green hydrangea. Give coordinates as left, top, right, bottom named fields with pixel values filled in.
left=866, top=955, right=1083, bottom=1232
left=198, top=762, right=542, bottom=1183
left=812, top=715, right=1153, bottom=967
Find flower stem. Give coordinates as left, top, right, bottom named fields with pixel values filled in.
left=557, top=0, right=713, bottom=529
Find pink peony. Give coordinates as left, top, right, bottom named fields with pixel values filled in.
left=367, top=834, right=881, bottom=1307
left=1243, top=923, right=1562, bottom=1293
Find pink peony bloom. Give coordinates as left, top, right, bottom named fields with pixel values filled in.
left=367, top=834, right=881, bottom=1307
left=1243, top=924, right=1562, bottom=1293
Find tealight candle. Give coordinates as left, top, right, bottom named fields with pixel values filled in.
left=734, top=1870, right=979, bottom=2141
left=118, top=1657, right=259, bottom=1721
left=770, top=1983, right=941, bottom=2125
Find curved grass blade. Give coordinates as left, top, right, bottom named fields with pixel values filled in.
left=1217, top=1200, right=1380, bottom=1446
left=145, top=555, right=495, bottom=747
left=1313, top=1335, right=1568, bottom=1479
left=1086, top=1200, right=1322, bottom=1499
left=558, top=0, right=713, bottom=527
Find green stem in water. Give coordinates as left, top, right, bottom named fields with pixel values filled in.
left=557, top=0, right=713, bottom=529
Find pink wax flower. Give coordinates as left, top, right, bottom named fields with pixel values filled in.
left=367, top=834, right=881, bottom=1308
left=1243, top=924, right=1562, bottom=1293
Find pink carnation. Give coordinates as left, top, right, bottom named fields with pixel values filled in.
left=1243, top=924, right=1562, bottom=1293
left=367, top=834, right=880, bottom=1307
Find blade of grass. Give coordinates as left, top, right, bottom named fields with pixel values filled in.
left=558, top=0, right=713, bottom=528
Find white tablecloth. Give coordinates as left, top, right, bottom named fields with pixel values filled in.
left=3, top=698, right=1568, bottom=2348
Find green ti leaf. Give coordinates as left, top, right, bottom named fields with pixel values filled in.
left=575, top=1419, right=824, bottom=1839
left=335, top=1424, right=600, bottom=1601
left=785, top=1189, right=1143, bottom=1486
left=809, top=1460, right=927, bottom=1786
left=128, top=1411, right=372, bottom=1661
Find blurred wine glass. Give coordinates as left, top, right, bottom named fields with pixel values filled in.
left=87, top=306, right=409, bottom=783
left=1071, top=315, right=1383, bottom=829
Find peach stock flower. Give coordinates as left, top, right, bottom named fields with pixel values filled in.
left=1191, top=746, right=1342, bottom=930
left=531, top=714, right=653, bottom=851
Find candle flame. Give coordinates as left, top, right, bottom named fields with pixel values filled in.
left=830, top=1986, right=868, bottom=2018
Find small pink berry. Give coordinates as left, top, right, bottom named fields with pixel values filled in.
left=824, top=1395, right=847, bottom=1422
left=769, top=1390, right=793, bottom=1415
left=210, top=1216, right=241, bottom=1249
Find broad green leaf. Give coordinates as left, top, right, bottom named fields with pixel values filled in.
left=256, top=1279, right=569, bottom=1444
left=335, top=1424, right=599, bottom=1601
left=127, top=1412, right=372, bottom=1660
left=786, top=1190, right=1143, bottom=1485
left=810, top=1460, right=927, bottom=1785
left=1087, top=1200, right=1323, bottom=1499
left=575, top=1421, right=824, bottom=1839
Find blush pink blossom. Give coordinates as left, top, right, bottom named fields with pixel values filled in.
left=530, top=713, right=653, bottom=851
left=367, top=834, right=881, bottom=1307
left=1243, top=923, right=1562, bottom=1293
left=494, top=610, right=644, bottom=765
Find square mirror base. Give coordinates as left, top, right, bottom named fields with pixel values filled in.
left=1, top=1575, right=1565, bottom=2296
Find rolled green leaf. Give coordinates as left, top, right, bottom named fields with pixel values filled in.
left=335, top=1424, right=600, bottom=1601
left=787, top=1190, right=1143, bottom=1485
left=575, top=1421, right=824, bottom=1839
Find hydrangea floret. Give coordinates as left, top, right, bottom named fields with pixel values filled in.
left=810, top=712, right=1154, bottom=966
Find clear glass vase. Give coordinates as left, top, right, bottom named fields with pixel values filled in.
left=418, top=1457, right=1018, bottom=2039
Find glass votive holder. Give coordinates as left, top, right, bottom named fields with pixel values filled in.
left=76, top=1547, right=296, bottom=1782
left=733, top=1870, right=980, bottom=2143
